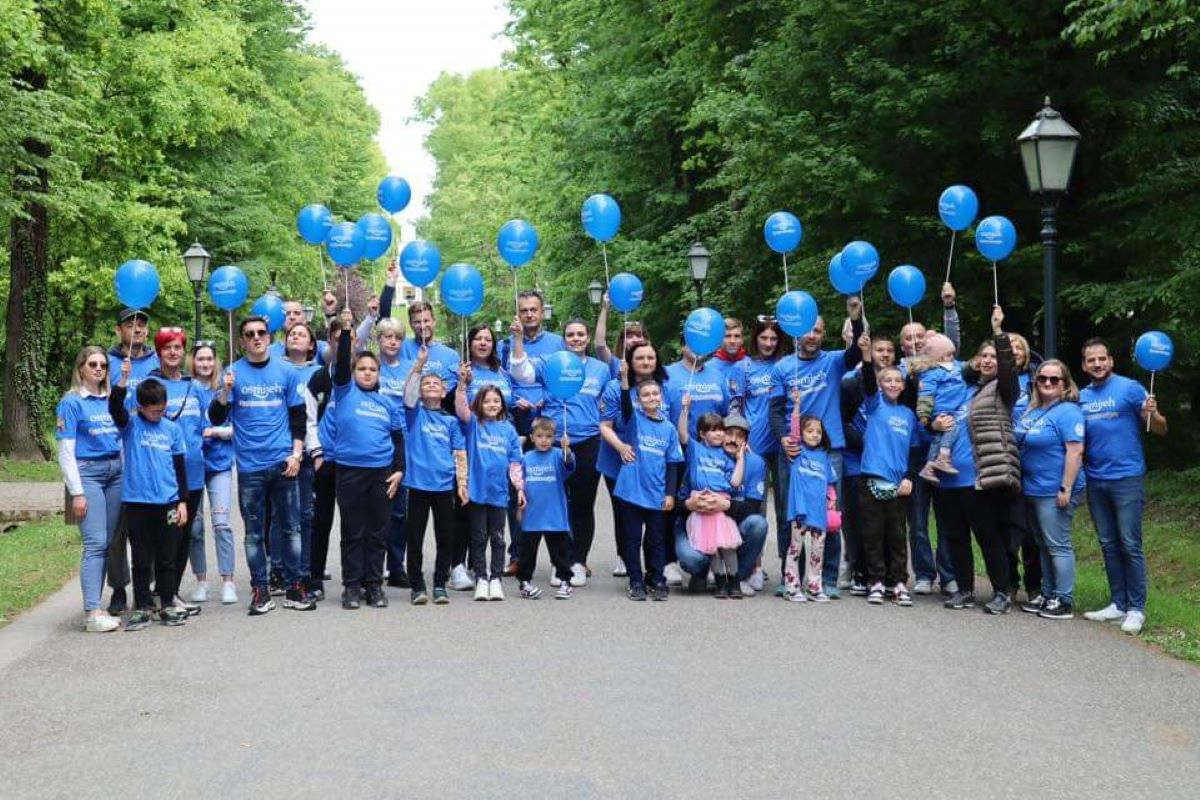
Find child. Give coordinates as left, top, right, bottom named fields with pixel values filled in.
left=677, top=398, right=746, bottom=599
left=403, top=346, right=468, bottom=605
left=784, top=403, right=837, bottom=603
left=108, top=367, right=190, bottom=630
left=858, top=334, right=919, bottom=606
left=516, top=417, right=576, bottom=599
left=609, top=378, right=684, bottom=601
left=915, top=333, right=968, bottom=483
left=456, top=369, right=523, bottom=602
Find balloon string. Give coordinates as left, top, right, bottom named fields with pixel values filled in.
left=601, top=242, right=611, bottom=286
left=1146, top=372, right=1156, bottom=433
left=859, top=280, right=867, bottom=324
left=992, top=262, right=999, bottom=307
left=685, top=359, right=696, bottom=398
left=462, top=316, right=467, bottom=362
left=782, top=254, right=790, bottom=293
left=620, top=312, right=627, bottom=359
left=317, top=247, right=328, bottom=292
left=513, top=269, right=519, bottom=317
left=907, top=306, right=914, bottom=330
left=344, top=268, right=350, bottom=313
left=227, top=311, right=234, bottom=366
left=944, top=230, right=956, bottom=284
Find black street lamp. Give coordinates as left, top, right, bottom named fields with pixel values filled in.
left=182, top=242, right=211, bottom=342
left=1017, top=97, right=1081, bottom=359
left=588, top=279, right=604, bottom=307
left=688, top=241, right=710, bottom=306
left=302, top=305, right=315, bottom=324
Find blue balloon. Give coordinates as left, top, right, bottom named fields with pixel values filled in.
left=296, top=204, right=333, bottom=245
left=842, top=241, right=880, bottom=283
left=377, top=176, right=412, bottom=214
left=356, top=213, right=393, bottom=260
left=609, top=272, right=643, bottom=313
left=543, top=351, right=586, bottom=401
left=581, top=194, right=621, bottom=242
left=207, top=265, right=249, bottom=311
left=400, top=240, right=441, bottom=288
left=828, top=252, right=860, bottom=295
left=326, top=221, right=366, bottom=267
left=497, top=219, right=539, bottom=268
left=775, top=291, right=818, bottom=338
left=887, top=265, right=927, bottom=309
left=251, top=294, right=285, bottom=334
left=440, top=263, right=484, bottom=316
left=114, top=259, right=160, bottom=309
left=938, top=185, right=979, bottom=232
left=683, top=307, right=725, bottom=357
left=975, top=215, right=1017, bottom=261
left=763, top=211, right=803, bottom=254
left=1134, top=331, right=1174, bottom=373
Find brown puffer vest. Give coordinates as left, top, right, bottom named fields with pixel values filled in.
left=966, top=334, right=1021, bottom=493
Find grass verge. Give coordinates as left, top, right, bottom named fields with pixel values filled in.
left=0, top=457, right=61, bottom=483
left=0, top=519, right=79, bottom=626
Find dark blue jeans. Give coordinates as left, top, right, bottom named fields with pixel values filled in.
left=619, top=502, right=666, bottom=589
left=239, top=465, right=301, bottom=589
left=271, top=456, right=314, bottom=578
left=907, top=448, right=955, bottom=585
left=676, top=513, right=768, bottom=582
left=1087, top=476, right=1147, bottom=612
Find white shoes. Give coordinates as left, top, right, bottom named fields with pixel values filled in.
left=220, top=581, right=238, bottom=604
left=549, top=573, right=562, bottom=587
left=84, top=613, right=120, bottom=633
left=488, top=578, right=505, bottom=601
left=836, top=561, right=852, bottom=589
left=570, top=563, right=588, bottom=587
left=663, top=562, right=684, bottom=586
left=1083, top=603, right=1127, bottom=623
left=1120, top=610, right=1145, bottom=634
left=449, top=564, right=475, bottom=591
left=612, top=560, right=628, bottom=577
left=748, top=569, right=765, bottom=592
left=190, top=581, right=209, bottom=603
left=739, top=580, right=756, bottom=597
left=474, top=578, right=490, bottom=601
left=913, top=579, right=934, bottom=595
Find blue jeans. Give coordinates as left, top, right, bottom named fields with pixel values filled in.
left=238, top=465, right=301, bottom=588
left=764, top=454, right=787, bottom=555
left=76, top=456, right=123, bottom=612
left=271, top=457, right=314, bottom=577
left=676, top=513, right=768, bottom=582
left=1027, top=492, right=1081, bottom=603
left=190, top=470, right=235, bottom=577
left=1087, top=476, right=1147, bottom=612
left=907, top=449, right=956, bottom=585
left=776, top=449, right=842, bottom=587
left=386, top=487, right=408, bottom=578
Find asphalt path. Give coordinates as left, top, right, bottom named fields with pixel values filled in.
left=1, top=489, right=1197, bottom=798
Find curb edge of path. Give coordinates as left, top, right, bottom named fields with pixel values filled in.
left=0, top=577, right=79, bottom=673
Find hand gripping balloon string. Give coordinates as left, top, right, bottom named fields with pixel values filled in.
left=992, top=262, right=999, bottom=307
left=944, top=230, right=957, bottom=284
left=1147, top=372, right=1156, bottom=433
left=782, top=254, right=790, bottom=294
left=601, top=242, right=611, bottom=286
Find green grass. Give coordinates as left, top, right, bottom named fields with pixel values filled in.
left=0, top=519, right=80, bottom=625
left=0, top=456, right=61, bottom=483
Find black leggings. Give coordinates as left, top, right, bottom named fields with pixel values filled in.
left=311, top=461, right=336, bottom=582
left=931, top=486, right=1013, bottom=595
left=170, top=492, right=203, bottom=599
left=337, top=465, right=391, bottom=590
left=469, top=503, right=506, bottom=580
left=406, top=488, right=456, bottom=591
left=125, top=502, right=184, bottom=610
left=566, top=436, right=601, bottom=565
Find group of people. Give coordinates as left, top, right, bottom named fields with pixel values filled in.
left=56, top=264, right=1166, bottom=635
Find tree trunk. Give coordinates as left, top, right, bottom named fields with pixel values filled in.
left=1, top=69, right=52, bottom=459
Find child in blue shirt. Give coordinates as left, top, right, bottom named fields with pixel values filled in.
left=784, top=404, right=837, bottom=603
left=915, top=333, right=968, bottom=482
left=516, top=417, right=576, bottom=599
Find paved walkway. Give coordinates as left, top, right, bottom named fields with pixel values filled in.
left=1, top=491, right=1197, bottom=797
left=0, top=481, right=63, bottom=521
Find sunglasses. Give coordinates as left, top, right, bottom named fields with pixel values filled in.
left=1036, top=375, right=1063, bottom=386
left=84, top=360, right=107, bottom=369
left=192, top=340, right=216, bottom=351
left=243, top=329, right=270, bottom=339
left=160, top=326, right=184, bottom=334
left=756, top=314, right=776, bottom=322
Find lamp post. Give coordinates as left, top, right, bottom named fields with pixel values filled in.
left=543, top=302, right=554, bottom=322
left=1017, top=96, right=1081, bottom=359
left=303, top=305, right=315, bottom=324
left=182, top=242, right=211, bottom=342
left=493, top=318, right=503, bottom=335
left=688, top=241, right=710, bottom=306
left=588, top=279, right=604, bottom=307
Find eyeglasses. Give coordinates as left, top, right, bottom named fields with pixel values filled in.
left=1036, top=375, right=1063, bottom=386
left=85, top=360, right=107, bottom=369
left=242, top=329, right=270, bottom=339
left=755, top=314, right=776, bottom=322
left=192, top=340, right=215, bottom=351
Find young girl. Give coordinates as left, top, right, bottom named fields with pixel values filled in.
left=187, top=343, right=237, bottom=605
left=456, top=370, right=524, bottom=602
left=858, top=334, right=919, bottom=606
left=677, top=399, right=746, bottom=599
left=784, top=405, right=837, bottom=603
left=516, top=417, right=575, bottom=600
left=403, top=346, right=468, bottom=605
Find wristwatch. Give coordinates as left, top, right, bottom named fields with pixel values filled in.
left=1059, top=484, right=1068, bottom=493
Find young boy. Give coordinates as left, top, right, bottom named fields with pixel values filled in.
left=108, top=368, right=190, bottom=630
left=916, top=333, right=968, bottom=483
left=516, top=417, right=575, bottom=599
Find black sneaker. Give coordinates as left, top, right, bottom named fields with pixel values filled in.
left=342, top=587, right=361, bottom=609
left=651, top=583, right=669, bottom=602
left=1038, top=598, right=1074, bottom=620
left=309, top=581, right=326, bottom=602
left=107, top=586, right=127, bottom=616
left=849, top=581, right=869, bottom=597
left=727, top=578, right=744, bottom=599
left=432, top=587, right=450, bottom=605
left=248, top=586, right=276, bottom=616
left=410, top=589, right=429, bottom=606
left=943, top=590, right=976, bottom=609
left=284, top=583, right=316, bottom=610
left=627, top=584, right=648, bottom=602
left=268, top=571, right=286, bottom=596
left=364, top=586, right=389, bottom=608
left=688, top=574, right=708, bottom=595
left=124, top=608, right=153, bottom=632
left=984, top=592, right=1011, bottom=615
left=386, top=572, right=411, bottom=589
left=158, top=607, right=187, bottom=626
left=1021, top=594, right=1046, bottom=614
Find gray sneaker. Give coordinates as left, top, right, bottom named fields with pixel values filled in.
left=984, top=592, right=1011, bottom=615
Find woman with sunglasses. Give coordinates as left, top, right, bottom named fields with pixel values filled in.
left=1014, top=360, right=1086, bottom=620
left=56, top=346, right=123, bottom=632
left=187, top=343, right=237, bottom=605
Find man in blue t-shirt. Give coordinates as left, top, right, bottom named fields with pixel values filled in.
left=398, top=301, right=460, bottom=394
left=1077, top=338, right=1167, bottom=634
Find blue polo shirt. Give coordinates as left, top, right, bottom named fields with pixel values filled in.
left=55, top=392, right=120, bottom=458
left=1079, top=374, right=1149, bottom=481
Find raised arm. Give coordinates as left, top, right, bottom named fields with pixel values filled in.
left=942, top=282, right=961, bottom=354
left=108, top=384, right=130, bottom=429
left=454, top=363, right=472, bottom=423
left=730, top=443, right=746, bottom=489
left=676, top=394, right=691, bottom=446
left=991, top=307, right=1019, bottom=408
left=594, top=292, right=613, bottom=364
left=334, top=324, right=352, bottom=387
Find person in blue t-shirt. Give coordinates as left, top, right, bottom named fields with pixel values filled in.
left=783, top=410, right=838, bottom=604
left=108, top=373, right=190, bottom=630
left=1078, top=338, right=1167, bottom=634
left=373, top=316, right=414, bottom=591
left=516, top=417, right=576, bottom=599
left=56, top=346, right=123, bottom=632
left=208, top=315, right=312, bottom=616
left=400, top=301, right=461, bottom=394
left=498, top=289, right=566, bottom=436
left=455, top=373, right=523, bottom=602
left=107, top=308, right=160, bottom=394
left=914, top=333, right=969, bottom=482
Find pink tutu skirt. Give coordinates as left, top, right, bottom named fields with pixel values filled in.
left=686, top=505, right=743, bottom=556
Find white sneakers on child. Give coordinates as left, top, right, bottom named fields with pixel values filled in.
left=190, top=582, right=208, bottom=603
left=612, top=560, right=628, bottom=577
left=221, top=581, right=238, bottom=604
left=570, top=563, right=588, bottom=587
left=449, top=564, right=475, bottom=591
left=488, top=578, right=505, bottom=601
left=474, top=579, right=490, bottom=601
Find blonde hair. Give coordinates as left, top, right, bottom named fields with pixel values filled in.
left=187, top=345, right=224, bottom=390
left=68, top=346, right=109, bottom=397
left=376, top=318, right=405, bottom=340
left=1028, top=359, right=1080, bottom=408
left=1009, top=333, right=1031, bottom=371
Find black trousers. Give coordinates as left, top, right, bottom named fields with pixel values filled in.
left=125, top=502, right=184, bottom=610
left=1009, top=502, right=1042, bottom=594
left=337, top=466, right=391, bottom=590
left=604, top=475, right=622, bottom=560
left=311, top=461, right=337, bottom=583
left=566, top=436, right=601, bottom=565
left=169, top=492, right=203, bottom=599
left=518, top=531, right=572, bottom=583
left=858, top=481, right=909, bottom=587
left=452, top=495, right=471, bottom=568
left=931, top=486, right=1013, bottom=595
left=842, top=474, right=865, bottom=582
left=469, top=503, right=507, bottom=580
left=406, top=488, right=455, bottom=591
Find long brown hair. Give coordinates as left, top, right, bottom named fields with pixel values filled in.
left=470, top=385, right=509, bottom=421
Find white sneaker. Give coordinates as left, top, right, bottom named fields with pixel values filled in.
left=748, top=568, right=765, bottom=592
left=474, top=578, right=489, bottom=601
left=1084, top=603, right=1126, bottom=623
left=1120, top=610, right=1145, bottom=634
left=785, top=590, right=808, bottom=603
left=549, top=573, right=562, bottom=587
left=488, top=578, right=505, bottom=601
left=84, top=613, right=120, bottom=633
left=189, top=581, right=209, bottom=603
left=942, top=579, right=959, bottom=595
left=570, top=563, right=588, bottom=587
left=612, top=560, right=628, bottom=577
left=836, top=561, right=852, bottom=589
left=739, top=580, right=756, bottom=597
left=449, top=564, right=474, bottom=591
left=556, top=582, right=572, bottom=600
left=663, top=562, right=684, bottom=586
left=913, top=579, right=933, bottom=595
left=221, top=581, right=238, bottom=605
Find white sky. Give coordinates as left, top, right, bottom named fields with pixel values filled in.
left=303, top=1, right=512, bottom=236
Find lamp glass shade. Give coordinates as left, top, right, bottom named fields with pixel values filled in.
left=688, top=242, right=710, bottom=282
left=587, top=280, right=604, bottom=305
left=1016, top=99, right=1081, bottom=195
left=182, top=242, right=211, bottom=284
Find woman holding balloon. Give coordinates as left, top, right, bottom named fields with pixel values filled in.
left=736, top=317, right=790, bottom=559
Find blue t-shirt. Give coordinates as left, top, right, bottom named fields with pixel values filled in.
left=665, top=360, right=730, bottom=440
left=1015, top=401, right=1086, bottom=497
left=770, top=350, right=853, bottom=450
left=197, top=387, right=233, bottom=474
left=860, top=391, right=920, bottom=485
left=539, top=356, right=610, bottom=439
left=613, top=409, right=684, bottom=511
left=1079, top=374, right=1149, bottom=481
left=269, top=340, right=329, bottom=365
left=843, top=395, right=867, bottom=478
left=734, top=450, right=767, bottom=503
left=318, top=397, right=338, bottom=464
left=221, top=357, right=305, bottom=473
left=378, top=358, right=414, bottom=435
left=55, top=392, right=120, bottom=458
left=465, top=417, right=522, bottom=506
left=685, top=440, right=735, bottom=494
left=521, top=448, right=573, bottom=532
left=465, top=364, right=514, bottom=406
left=1012, top=371, right=1033, bottom=420
left=737, top=358, right=779, bottom=456
left=333, top=382, right=404, bottom=469
left=785, top=446, right=836, bottom=530
left=119, top=414, right=187, bottom=504
left=935, top=399, right=978, bottom=490
left=596, top=379, right=673, bottom=479
left=403, top=404, right=466, bottom=491
left=107, top=347, right=160, bottom=395
left=155, top=373, right=207, bottom=490
left=400, top=339, right=460, bottom=393
left=919, top=361, right=970, bottom=416
left=501, top=330, right=565, bottom=410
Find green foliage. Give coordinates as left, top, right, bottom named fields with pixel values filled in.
left=0, top=519, right=79, bottom=625
left=0, top=455, right=59, bottom=482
